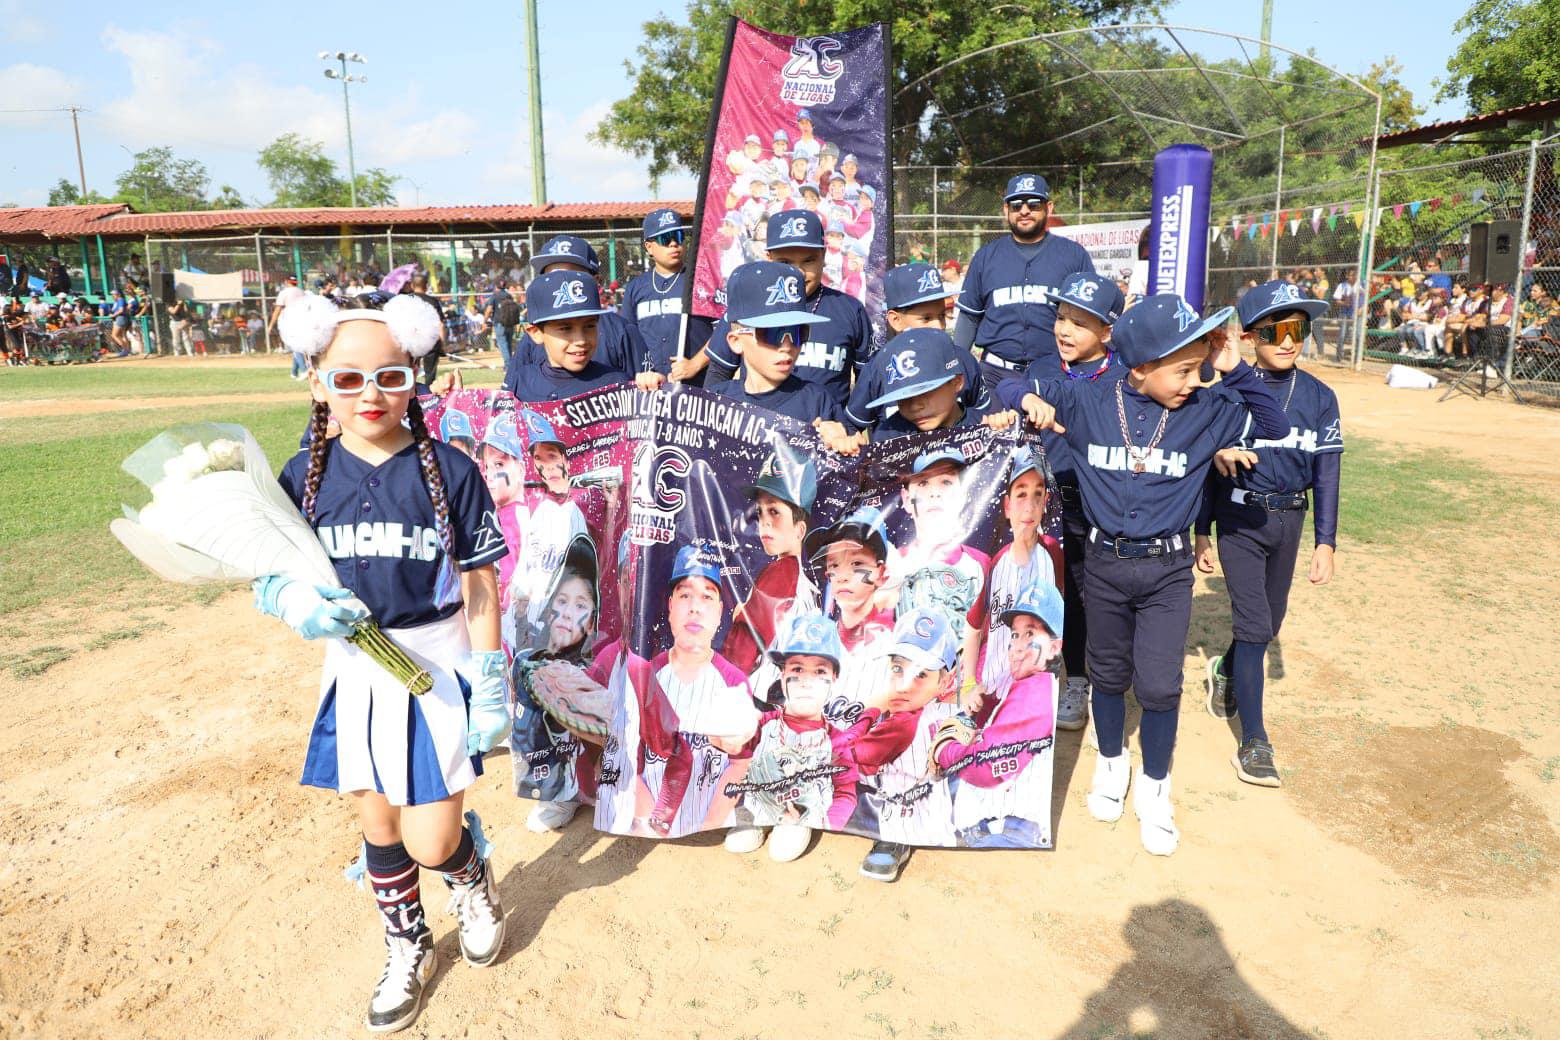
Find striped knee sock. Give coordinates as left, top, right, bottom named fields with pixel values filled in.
left=431, top=828, right=485, bottom=890
left=364, top=840, right=428, bottom=941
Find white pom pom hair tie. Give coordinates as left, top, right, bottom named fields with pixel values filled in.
left=277, top=293, right=443, bottom=359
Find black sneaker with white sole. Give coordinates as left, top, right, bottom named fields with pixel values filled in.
left=1232, top=738, right=1282, bottom=788
left=859, top=841, right=912, bottom=882
left=1205, top=655, right=1237, bottom=720
left=446, top=865, right=505, bottom=968
left=366, top=931, right=436, bottom=1033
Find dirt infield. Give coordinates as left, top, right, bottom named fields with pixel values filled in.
left=2, top=365, right=1558, bottom=1040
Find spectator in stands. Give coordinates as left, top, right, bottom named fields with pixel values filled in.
left=1423, top=257, right=1452, bottom=293
left=4, top=300, right=26, bottom=364
left=122, top=253, right=148, bottom=289
left=1443, top=282, right=1470, bottom=357
left=45, top=258, right=70, bottom=295
left=484, top=278, right=519, bottom=366
left=1520, top=283, right=1558, bottom=337
left=1462, top=283, right=1490, bottom=359
left=1483, top=283, right=1515, bottom=356
left=1332, top=270, right=1356, bottom=320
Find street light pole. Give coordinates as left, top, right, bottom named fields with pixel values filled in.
left=523, top=0, right=547, bottom=205
left=320, top=51, right=367, bottom=207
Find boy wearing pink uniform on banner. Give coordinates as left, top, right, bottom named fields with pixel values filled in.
left=802, top=505, right=897, bottom=727
left=719, top=612, right=861, bottom=863
left=512, top=410, right=587, bottom=634
left=637, top=543, right=757, bottom=837
left=981, top=446, right=1063, bottom=687
left=936, top=583, right=1062, bottom=849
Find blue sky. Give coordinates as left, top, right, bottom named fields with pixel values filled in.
left=0, top=0, right=1469, bottom=210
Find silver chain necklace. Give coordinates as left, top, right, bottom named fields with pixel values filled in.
left=652, top=268, right=681, bottom=295
left=1115, top=380, right=1170, bottom=474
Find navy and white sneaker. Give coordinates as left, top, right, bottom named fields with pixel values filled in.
left=1233, top=738, right=1282, bottom=788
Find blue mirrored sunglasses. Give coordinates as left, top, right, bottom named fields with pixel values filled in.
left=650, top=229, right=686, bottom=247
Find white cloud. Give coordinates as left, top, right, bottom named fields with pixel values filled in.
left=0, top=0, right=46, bottom=44
left=481, top=99, right=698, bottom=203
left=0, top=64, right=84, bottom=126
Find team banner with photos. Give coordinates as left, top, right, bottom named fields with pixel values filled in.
left=690, top=19, right=892, bottom=332
left=420, top=386, right=1065, bottom=850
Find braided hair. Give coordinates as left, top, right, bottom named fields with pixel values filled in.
left=405, top=393, right=454, bottom=565
left=300, top=399, right=332, bottom=521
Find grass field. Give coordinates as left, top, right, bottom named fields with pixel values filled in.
left=0, top=363, right=302, bottom=401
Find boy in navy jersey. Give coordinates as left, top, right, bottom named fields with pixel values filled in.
left=1196, top=280, right=1343, bottom=788
left=707, top=261, right=846, bottom=425
left=619, top=208, right=715, bottom=385
left=1002, top=293, right=1288, bottom=856
left=859, top=328, right=1014, bottom=443
left=504, top=271, right=647, bottom=402
left=705, top=211, right=871, bottom=411
left=508, top=235, right=652, bottom=377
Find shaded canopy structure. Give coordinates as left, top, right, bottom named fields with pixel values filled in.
left=893, top=24, right=1384, bottom=211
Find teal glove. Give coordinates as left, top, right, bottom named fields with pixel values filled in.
left=252, top=575, right=368, bottom=640
left=462, top=650, right=510, bottom=756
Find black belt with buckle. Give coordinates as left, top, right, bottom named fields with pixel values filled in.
left=1232, top=488, right=1307, bottom=511
left=1089, top=529, right=1188, bottom=559
left=973, top=347, right=1023, bottom=371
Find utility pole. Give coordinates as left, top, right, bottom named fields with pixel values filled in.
left=524, top=0, right=548, bottom=205
left=320, top=51, right=367, bottom=207
left=1260, top=0, right=1273, bottom=61
left=69, top=106, right=86, bottom=197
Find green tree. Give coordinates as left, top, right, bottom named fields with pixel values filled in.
left=1438, top=0, right=1560, bottom=115
left=257, top=133, right=398, bottom=207
left=47, top=179, right=112, bottom=207
left=113, top=147, right=212, bottom=212
left=210, top=184, right=247, bottom=209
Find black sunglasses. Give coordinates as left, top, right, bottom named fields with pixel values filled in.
left=1007, top=197, right=1048, bottom=212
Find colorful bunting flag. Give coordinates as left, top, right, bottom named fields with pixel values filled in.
left=1392, top=204, right=1405, bottom=219
left=1289, top=218, right=1301, bottom=236
left=1409, top=201, right=1422, bottom=218
left=1430, top=197, right=1442, bottom=211
left=1327, top=215, right=1339, bottom=231
left=1311, top=209, right=1322, bottom=232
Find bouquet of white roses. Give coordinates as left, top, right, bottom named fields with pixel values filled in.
left=111, top=422, right=432, bottom=695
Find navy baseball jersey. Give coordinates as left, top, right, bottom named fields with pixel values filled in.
left=619, top=270, right=715, bottom=378
left=705, top=285, right=872, bottom=408
left=1005, top=362, right=1288, bottom=538
left=279, top=440, right=507, bottom=629
left=514, top=310, right=650, bottom=375
left=869, top=400, right=988, bottom=443
left=844, top=344, right=991, bottom=432
left=707, top=373, right=846, bottom=424
left=957, top=235, right=1096, bottom=365
left=503, top=360, right=628, bottom=402
left=1003, top=353, right=1121, bottom=488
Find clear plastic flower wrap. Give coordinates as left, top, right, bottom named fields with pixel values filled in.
left=111, top=422, right=433, bottom=695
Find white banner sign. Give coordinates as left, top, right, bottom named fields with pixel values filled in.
left=1048, top=218, right=1149, bottom=282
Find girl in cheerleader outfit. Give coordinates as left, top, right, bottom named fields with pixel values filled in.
left=256, top=291, right=511, bottom=1033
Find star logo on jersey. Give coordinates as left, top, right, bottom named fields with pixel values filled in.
left=778, top=216, right=809, bottom=240
left=552, top=279, right=588, bottom=309
left=883, top=349, right=920, bottom=385
left=1174, top=299, right=1199, bottom=332
left=915, top=268, right=943, bottom=294
left=1270, top=283, right=1305, bottom=307
left=765, top=275, right=801, bottom=306
left=1324, top=418, right=1342, bottom=443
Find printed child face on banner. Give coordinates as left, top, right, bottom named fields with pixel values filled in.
left=480, top=444, right=526, bottom=509
left=902, top=461, right=968, bottom=548
left=668, top=576, right=722, bottom=656
left=753, top=491, right=806, bottom=559
left=780, top=655, right=835, bottom=720
left=885, top=654, right=953, bottom=715
left=1007, top=613, right=1062, bottom=680
left=1004, top=467, right=1047, bottom=540
left=821, top=540, right=885, bottom=623
left=544, top=569, right=597, bottom=656
left=531, top=443, right=571, bottom=495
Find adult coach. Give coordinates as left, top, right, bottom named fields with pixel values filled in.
left=953, top=173, right=1096, bottom=389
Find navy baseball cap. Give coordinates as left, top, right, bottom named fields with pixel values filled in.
left=1237, top=279, right=1329, bottom=329
left=1004, top=173, right=1051, bottom=202
left=642, top=208, right=688, bottom=240
left=804, top=504, right=891, bottom=564
left=907, top=445, right=968, bottom=478
left=886, top=609, right=959, bottom=672
left=530, top=235, right=601, bottom=275
left=1111, top=293, right=1233, bottom=369
left=1000, top=582, right=1064, bottom=636
left=1049, top=272, right=1124, bottom=325
left=481, top=412, right=524, bottom=458
left=767, top=612, right=844, bottom=672
left=521, top=408, right=564, bottom=450
left=885, top=263, right=956, bottom=311
left=766, top=210, right=825, bottom=251
left=746, top=441, right=818, bottom=512
left=525, top=270, right=610, bottom=324
left=440, top=408, right=475, bottom=442
left=867, top=329, right=964, bottom=409
left=724, top=261, right=831, bottom=330
left=668, top=542, right=722, bottom=589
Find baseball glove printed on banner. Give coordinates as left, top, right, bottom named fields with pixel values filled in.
left=419, top=386, right=1063, bottom=850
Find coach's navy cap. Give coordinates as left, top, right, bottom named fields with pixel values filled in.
left=1048, top=272, right=1124, bottom=325
left=885, top=263, right=956, bottom=311
left=642, top=208, right=688, bottom=240
left=669, top=542, right=723, bottom=589
left=530, top=235, right=601, bottom=275
left=767, top=612, right=844, bottom=671
left=886, top=609, right=959, bottom=672
left=1000, top=582, right=1064, bottom=636
left=525, top=270, right=610, bottom=324
left=724, top=261, right=831, bottom=330
left=1004, top=173, right=1051, bottom=202
left=746, top=441, right=818, bottom=512
left=1112, top=293, right=1233, bottom=368
left=766, top=210, right=825, bottom=250
left=1237, top=278, right=1329, bottom=329
left=867, top=329, right=963, bottom=409
left=804, top=504, right=891, bottom=564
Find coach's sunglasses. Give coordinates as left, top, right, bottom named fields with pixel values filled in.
left=1007, top=197, right=1048, bottom=212
left=1253, top=317, right=1310, bottom=345
left=650, top=229, right=687, bottom=247
left=321, top=365, right=416, bottom=394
